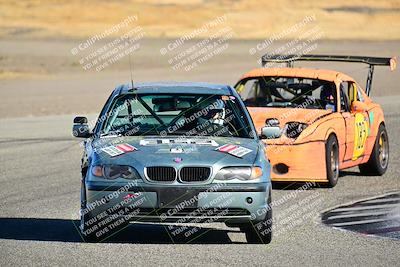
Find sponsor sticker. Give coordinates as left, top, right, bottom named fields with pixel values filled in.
left=170, top=147, right=184, bottom=153
left=229, top=146, right=252, bottom=157
left=218, top=144, right=238, bottom=152
left=352, top=113, right=369, bottom=160
left=101, top=143, right=137, bottom=157
left=140, top=139, right=219, bottom=146
left=101, top=146, right=124, bottom=157
left=221, top=95, right=236, bottom=101
left=216, top=144, right=252, bottom=158
left=116, top=143, right=137, bottom=152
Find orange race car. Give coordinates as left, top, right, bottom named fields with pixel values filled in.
left=235, top=55, right=397, bottom=187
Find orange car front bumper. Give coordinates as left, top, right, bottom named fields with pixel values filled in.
left=265, top=141, right=328, bottom=182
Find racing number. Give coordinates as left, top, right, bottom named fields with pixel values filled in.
left=352, top=113, right=368, bottom=160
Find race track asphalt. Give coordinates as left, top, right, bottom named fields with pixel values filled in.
left=0, top=39, right=399, bottom=266
left=0, top=96, right=399, bottom=266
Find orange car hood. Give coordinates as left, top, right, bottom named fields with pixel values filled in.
left=247, top=107, right=332, bottom=129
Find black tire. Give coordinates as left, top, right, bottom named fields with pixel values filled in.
left=359, top=124, right=389, bottom=175
left=325, top=135, right=339, bottom=187
left=79, top=211, right=129, bottom=242
left=80, top=212, right=100, bottom=242
left=243, top=191, right=272, bottom=244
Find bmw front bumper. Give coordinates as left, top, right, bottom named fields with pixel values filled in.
left=83, top=181, right=271, bottom=224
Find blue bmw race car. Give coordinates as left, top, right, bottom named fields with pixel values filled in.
left=73, top=82, right=272, bottom=243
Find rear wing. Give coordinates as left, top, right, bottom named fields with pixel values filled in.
left=261, top=54, right=397, bottom=96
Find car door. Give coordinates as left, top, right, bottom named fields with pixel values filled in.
left=341, top=81, right=369, bottom=161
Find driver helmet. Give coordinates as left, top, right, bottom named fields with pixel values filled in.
left=320, top=84, right=335, bottom=103
left=197, top=97, right=226, bottom=126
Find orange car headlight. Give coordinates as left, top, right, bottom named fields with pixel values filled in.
left=284, top=122, right=308, bottom=139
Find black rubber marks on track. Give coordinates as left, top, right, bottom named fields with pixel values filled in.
left=322, top=192, right=400, bottom=240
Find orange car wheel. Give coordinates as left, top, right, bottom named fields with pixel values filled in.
left=359, top=124, right=389, bottom=175
left=325, top=135, right=339, bottom=187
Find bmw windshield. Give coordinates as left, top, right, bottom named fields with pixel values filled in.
left=100, top=93, right=253, bottom=138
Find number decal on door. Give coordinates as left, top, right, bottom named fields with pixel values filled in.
left=352, top=113, right=369, bottom=160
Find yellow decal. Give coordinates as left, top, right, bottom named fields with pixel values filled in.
left=236, top=84, right=244, bottom=94
left=352, top=113, right=369, bottom=160
left=349, top=83, right=357, bottom=103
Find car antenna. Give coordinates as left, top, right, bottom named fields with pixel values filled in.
left=127, top=42, right=137, bottom=124
left=128, top=37, right=137, bottom=94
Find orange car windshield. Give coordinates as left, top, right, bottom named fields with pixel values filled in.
left=237, top=77, right=337, bottom=110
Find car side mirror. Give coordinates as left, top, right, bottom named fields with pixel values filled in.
left=260, top=126, right=282, bottom=139
left=72, top=116, right=91, bottom=138
left=351, top=101, right=368, bottom=113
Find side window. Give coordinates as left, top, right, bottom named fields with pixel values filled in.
left=357, top=88, right=364, bottom=102
left=237, top=79, right=259, bottom=100
left=348, top=82, right=357, bottom=104
left=340, top=82, right=350, bottom=112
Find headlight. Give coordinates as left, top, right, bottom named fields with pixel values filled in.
left=91, top=165, right=140, bottom=180
left=284, top=122, right=308, bottom=139
left=214, top=166, right=263, bottom=181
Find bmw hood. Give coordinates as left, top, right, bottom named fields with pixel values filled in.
left=90, top=136, right=260, bottom=168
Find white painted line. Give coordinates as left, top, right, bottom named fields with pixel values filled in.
left=331, top=218, right=389, bottom=227
left=362, top=197, right=400, bottom=204
left=332, top=203, right=400, bottom=212
left=326, top=211, right=390, bottom=220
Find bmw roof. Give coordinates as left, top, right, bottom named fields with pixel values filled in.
left=114, top=81, right=233, bottom=95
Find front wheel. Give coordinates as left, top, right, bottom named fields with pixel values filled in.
left=242, top=191, right=272, bottom=244
left=359, top=124, right=389, bottom=175
left=325, top=135, right=339, bottom=187
left=80, top=212, right=99, bottom=242
left=79, top=211, right=128, bottom=242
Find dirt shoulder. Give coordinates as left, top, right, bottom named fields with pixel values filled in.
left=0, top=0, right=399, bottom=40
